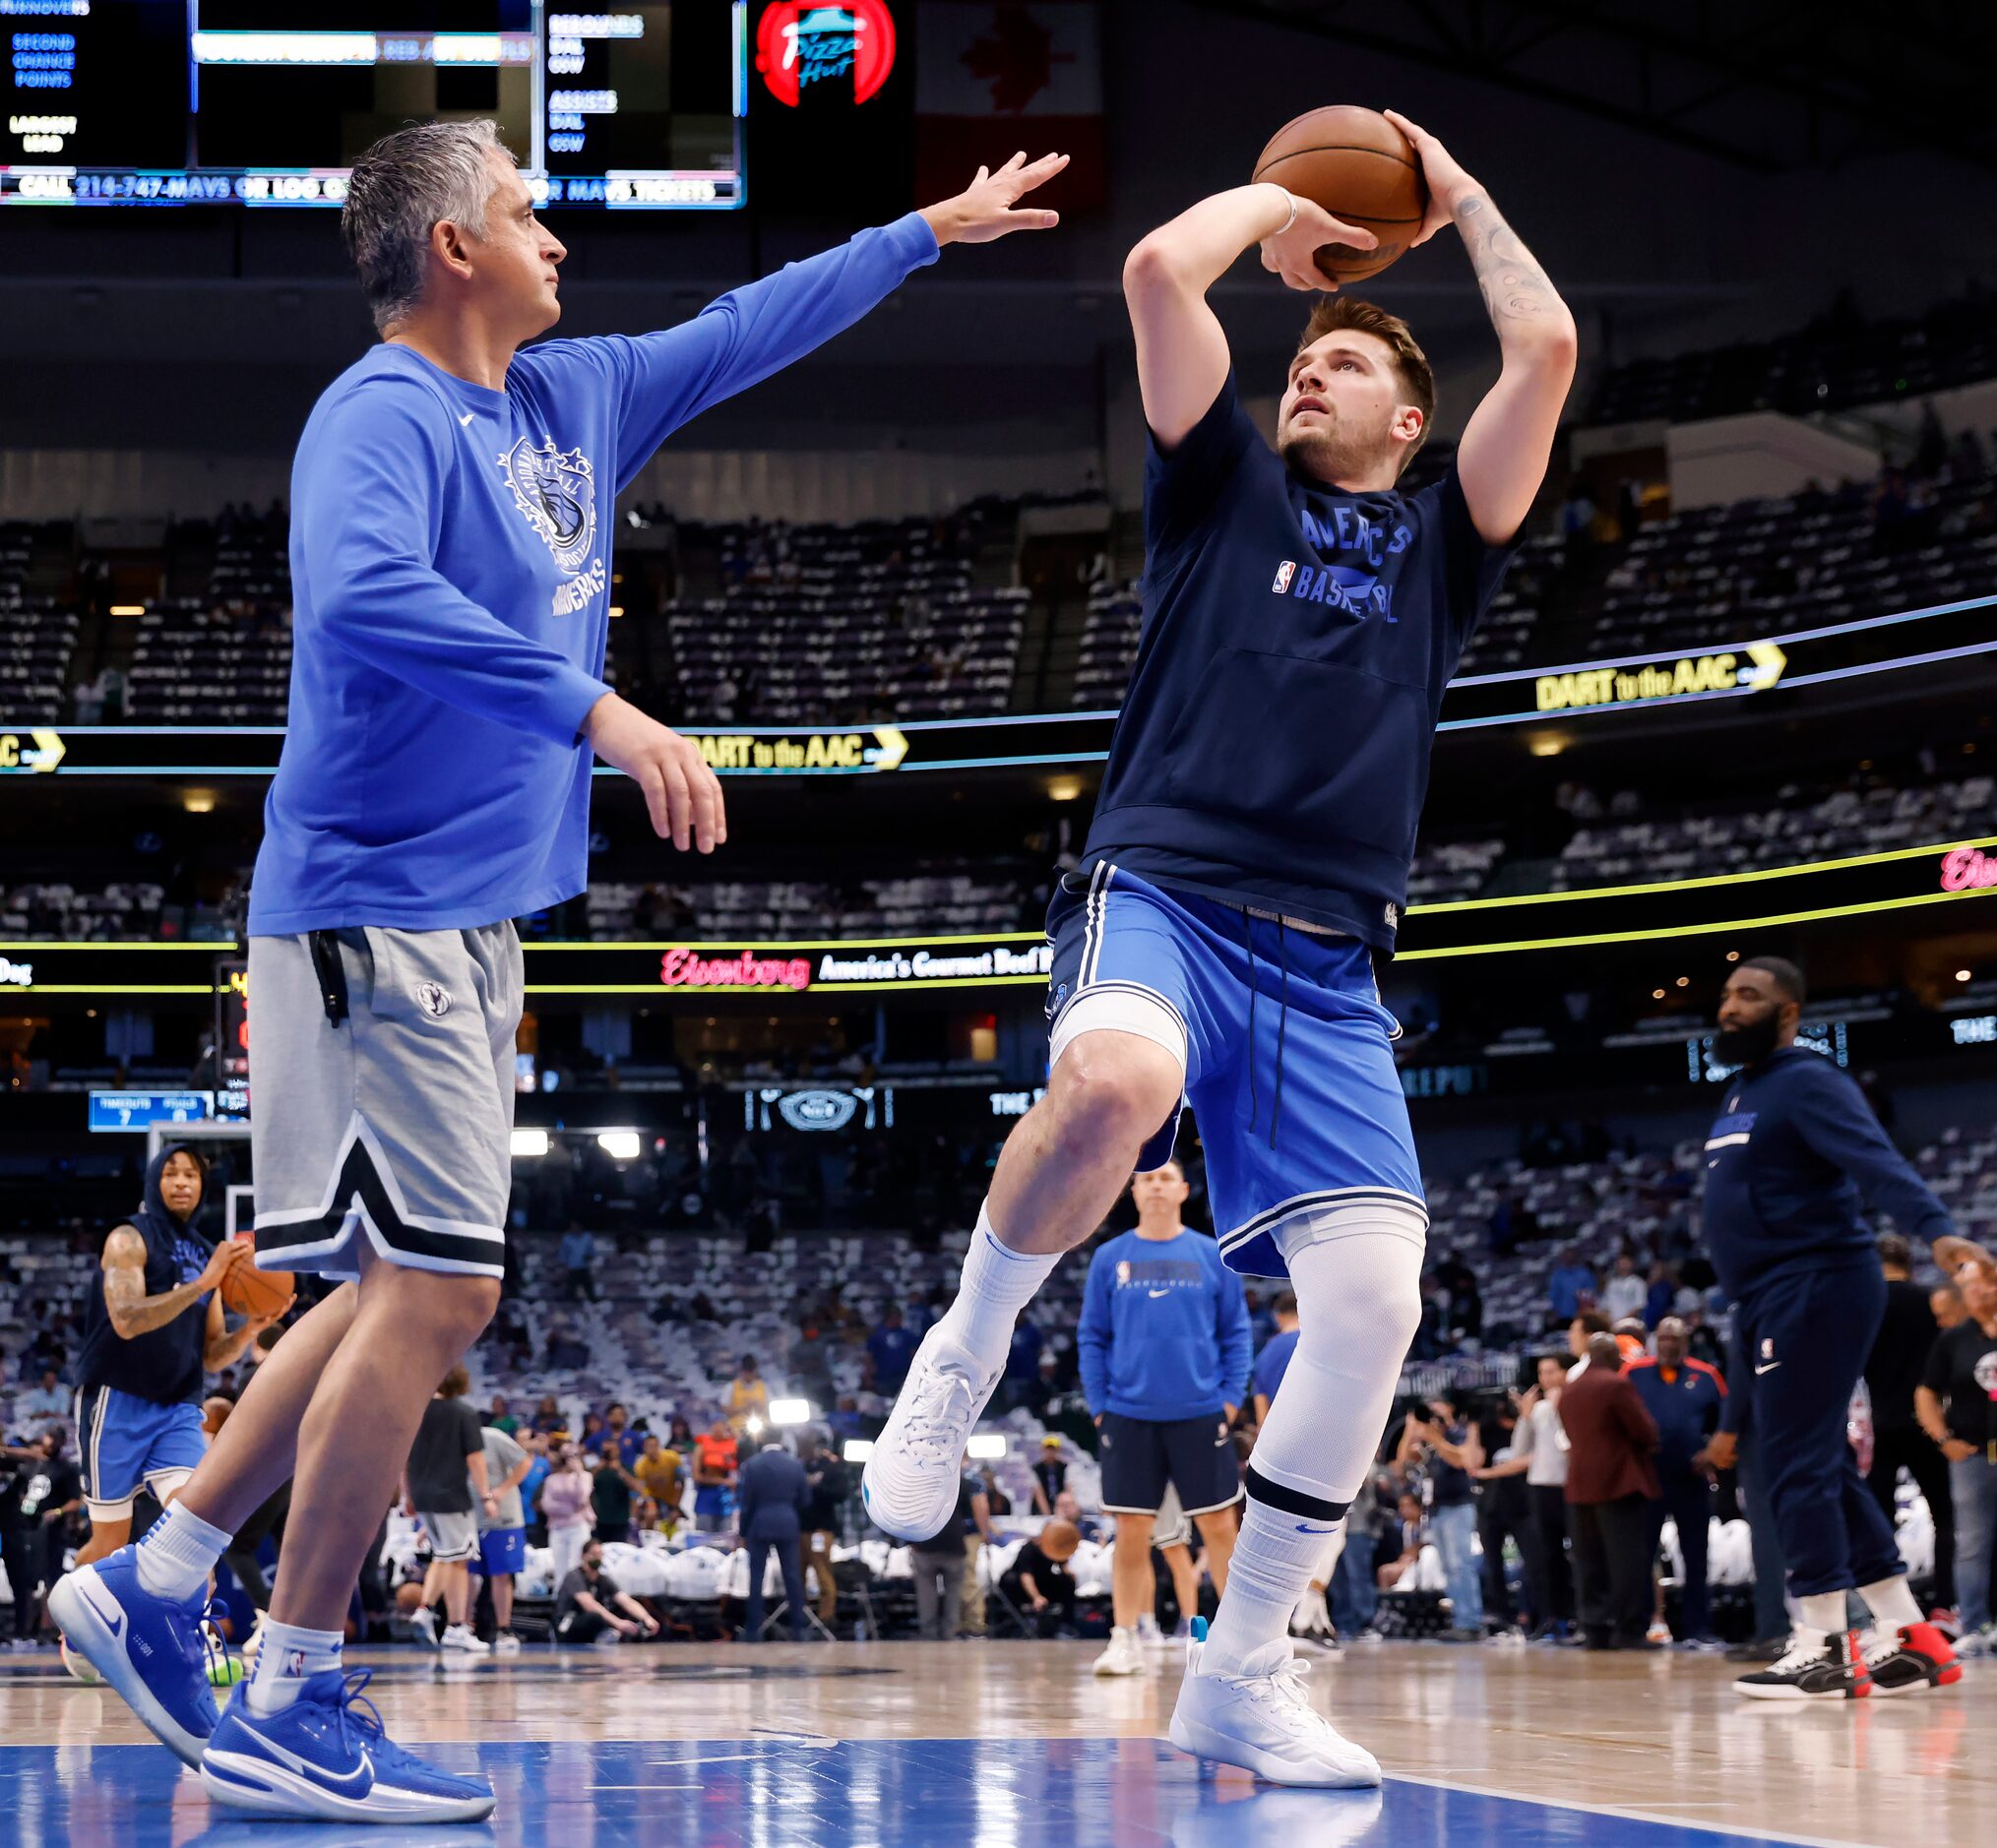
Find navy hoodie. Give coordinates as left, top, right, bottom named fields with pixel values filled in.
left=1700, top=1047, right=1951, bottom=1300
left=1080, top=375, right=1517, bottom=950
left=75, top=1142, right=217, bottom=1406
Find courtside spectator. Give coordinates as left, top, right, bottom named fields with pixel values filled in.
left=486, top=1395, right=521, bottom=1438
left=634, top=1434, right=684, bottom=1519
left=1377, top=1493, right=1429, bottom=1591
left=602, top=1403, right=643, bottom=1470
left=737, top=1437, right=810, bottom=1642
left=402, top=1365, right=493, bottom=1654
left=802, top=1435, right=850, bottom=1628
left=475, top=1420, right=531, bottom=1653
left=19, top=1371, right=66, bottom=1427
left=694, top=1421, right=738, bottom=1533
left=530, top=1395, right=565, bottom=1438
left=1250, top=1294, right=1300, bottom=1425
left=1560, top=1334, right=1661, bottom=1651
left=1030, top=1437, right=1066, bottom=1514
left=787, top=1320, right=837, bottom=1414
left=1917, top=1240, right=1997, bottom=1654
left=1001, top=1519, right=1082, bottom=1636
left=1628, top=1318, right=1726, bottom=1643
left=907, top=1459, right=991, bottom=1640
left=589, top=1446, right=641, bottom=1545
left=1397, top=1397, right=1483, bottom=1640
left=1601, top=1253, right=1648, bottom=1324
left=539, top=1443, right=595, bottom=1591
left=1473, top=1354, right=1574, bottom=1638
left=1867, top=1234, right=1955, bottom=1617
left=2, top=1429, right=67, bottom=1647
left=554, top=1540, right=659, bottom=1646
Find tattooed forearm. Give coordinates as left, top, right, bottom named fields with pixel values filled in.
left=1452, top=191, right=1571, bottom=340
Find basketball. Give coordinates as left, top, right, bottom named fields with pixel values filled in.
left=1251, top=105, right=1427, bottom=284
left=220, top=1239, right=295, bottom=1320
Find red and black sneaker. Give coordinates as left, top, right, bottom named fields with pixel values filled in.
left=1734, top=1630, right=1872, bottom=1700
left=1861, top=1622, right=1964, bottom=1696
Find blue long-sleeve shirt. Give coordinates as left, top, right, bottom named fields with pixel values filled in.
left=250, top=213, right=940, bottom=933
left=1625, top=1356, right=1727, bottom=1477
left=1078, top=1229, right=1251, bottom=1422
left=1699, top=1045, right=1952, bottom=1301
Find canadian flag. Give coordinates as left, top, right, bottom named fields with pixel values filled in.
left=915, top=2, right=1104, bottom=212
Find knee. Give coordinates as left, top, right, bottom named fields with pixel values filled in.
left=435, top=1274, right=503, bottom=1350
left=1045, top=1040, right=1180, bottom=1159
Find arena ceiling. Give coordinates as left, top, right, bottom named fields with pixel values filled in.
left=1184, top=0, right=1997, bottom=171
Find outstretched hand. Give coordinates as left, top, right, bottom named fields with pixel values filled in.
left=922, top=152, right=1069, bottom=246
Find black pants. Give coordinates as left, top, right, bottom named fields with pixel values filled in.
left=1477, top=1494, right=1529, bottom=1627
left=1646, top=1473, right=1714, bottom=1638
left=1570, top=1494, right=1652, bottom=1646
left=1, top=1523, right=40, bottom=1639
left=745, top=1533, right=806, bottom=1640
left=556, top=1606, right=612, bottom=1644
left=1524, top=1484, right=1572, bottom=1625
left=1868, top=1424, right=1954, bottom=1608
left=222, top=1483, right=291, bottom=1612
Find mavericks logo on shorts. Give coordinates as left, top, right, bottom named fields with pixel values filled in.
left=413, top=982, right=454, bottom=1019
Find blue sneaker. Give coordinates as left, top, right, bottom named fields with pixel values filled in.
left=47, top=1548, right=220, bottom=1767
left=200, top=1669, right=496, bottom=1822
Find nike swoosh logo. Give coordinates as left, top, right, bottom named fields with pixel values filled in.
left=78, top=1575, right=124, bottom=1639
left=1754, top=1362, right=1781, bottom=1375
left=1294, top=1523, right=1339, bottom=1534
left=459, top=411, right=475, bottom=426
left=1148, top=1289, right=1170, bottom=1298
left=251, top=1729, right=375, bottom=1790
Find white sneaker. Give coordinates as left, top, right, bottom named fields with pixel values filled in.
left=408, top=1606, right=438, bottom=1649
left=1168, top=1637, right=1381, bottom=1787
left=493, top=1632, right=523, bottom=1654
left=859, top=1327, right=1001, bottom=1541
left=440, top=1625, right=491, bottom=1655
left=1136, top=1614, right=1164, bottom=1645
left=1092, top=1626, right=1144, bottom=1677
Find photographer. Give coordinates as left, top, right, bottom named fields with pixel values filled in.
left=1394, top=1394, right=1483, bottom=1640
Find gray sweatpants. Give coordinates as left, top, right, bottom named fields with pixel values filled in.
left=248, top=925, right=521, bottom=1281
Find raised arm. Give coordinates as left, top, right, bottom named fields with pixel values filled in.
left=1790, top=1068, right=1955, bottom=1248
left=101, top=1227, right=241, bottom=1341
left=1386, top=113, right=1577, bottom=546
left=1123, top=185, right=1378, bottom=447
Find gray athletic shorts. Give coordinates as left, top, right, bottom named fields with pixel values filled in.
left=420, top=1509, right=480, bottom=1565
left=248, top=925, right=521, bottom=1283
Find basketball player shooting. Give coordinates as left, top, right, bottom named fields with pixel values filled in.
left=865, top=113, right=1575, bottom=1786
left=50, top=124, right=1066, bottom=1824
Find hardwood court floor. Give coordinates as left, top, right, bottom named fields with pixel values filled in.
left=0, top=1637, right=1984, bottom=1844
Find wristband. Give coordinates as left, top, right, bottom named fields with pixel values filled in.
left=1268, top=184, right=1299, bottom=237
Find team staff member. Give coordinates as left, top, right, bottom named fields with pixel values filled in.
left=1702, top=957, right=1960, bottom=1698
left=1865, top=1234, right=1954, bottom=1619
left=1916, top=1236, right=1997, bottom=1659
left=472, top=1419, right=532, bottom=1652
left=1080, top=1162, right=1250, bottom=1679
left=1627, top=1318, right=1726, bottom=1644
left=53, top=120, right=1067, bottom=1824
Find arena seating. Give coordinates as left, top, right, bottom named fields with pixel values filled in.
left=582, top=868, right=1034, bottom=940
left=665, top=515, right=1028, bottom=723
left=0, top=523, right=75, bottom=722
left=1588, top=294, right=1997, bottom=426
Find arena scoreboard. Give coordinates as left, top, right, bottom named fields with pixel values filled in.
left=1, top=2, right=746, bottom=207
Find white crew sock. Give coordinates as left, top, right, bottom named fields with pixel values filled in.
left=935, top=1203, right=1061, bottom=1374
left=1199, top=1207, right=1425, bottom=1677
left=1795, top=1590, right=1847, bottom=1649
left=245, top=1619, right=343, bottom=1716
left=133, top=1502, right=232, bottom=1603
left=1856, top=1574, right=1923, bottom=1632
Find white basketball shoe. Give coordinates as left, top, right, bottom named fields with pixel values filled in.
left=1092, top=1627, right=1144, bottom=1676
left=860, top=1328, right=1002, bottom=1542
left=1168, top=1635, right=1381, bottom=1787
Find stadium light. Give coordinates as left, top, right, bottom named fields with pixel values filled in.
left=745, top=1415, right=764, bottom=1437
left=966, top=1435, right=1007, bottom=1460
left=596, top=1130, right=641, bottom=1160
left=768, top=1398, right=811, bottom=1426
left=510, top=1129, right=549, bottom=1158
left=842, top=1441, right=874, bottom=1463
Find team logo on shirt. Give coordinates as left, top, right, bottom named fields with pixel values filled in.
left=498, top=436, right=598, bottom=579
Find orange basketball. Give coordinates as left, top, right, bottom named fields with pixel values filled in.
left=1251, top=105, right=1427, bottom=285
left=220, top=1239, right=295, bottom=1320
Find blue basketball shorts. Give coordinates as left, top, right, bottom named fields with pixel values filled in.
left=75, top=1386, right=209, bottom=1521
left=1044, top=863, right=1427, bottom=1278
left=478, top=1526, right=528, bottom=1578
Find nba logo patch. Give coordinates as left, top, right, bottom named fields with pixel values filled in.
left=281, top=1647, right=307, bottom=1677
left=1272, top=560, right=1296, bottom=594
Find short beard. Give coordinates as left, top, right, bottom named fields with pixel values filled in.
left=1713, top=1014, right=1781, bottom=1068
left=1279, top=420, right=1395, bottom=490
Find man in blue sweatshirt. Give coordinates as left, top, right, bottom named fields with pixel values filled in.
left=1700, top=955, right=1960, bottom=1700
left=54, top=119, right=1067, bottom=1822
left=1625, top=1317, right=1726, bottom=1644
left=866, top=113, right=1575, bottom=1786
left=1079, top=1161, right=1250, bottom=1678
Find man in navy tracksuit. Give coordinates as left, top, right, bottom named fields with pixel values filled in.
left=1700, top=956, right=1959, bottom=1697
left=1079, top=1161, right=1251, bottom=1678
left=1626, top=1317, right=1726, bottom=1643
